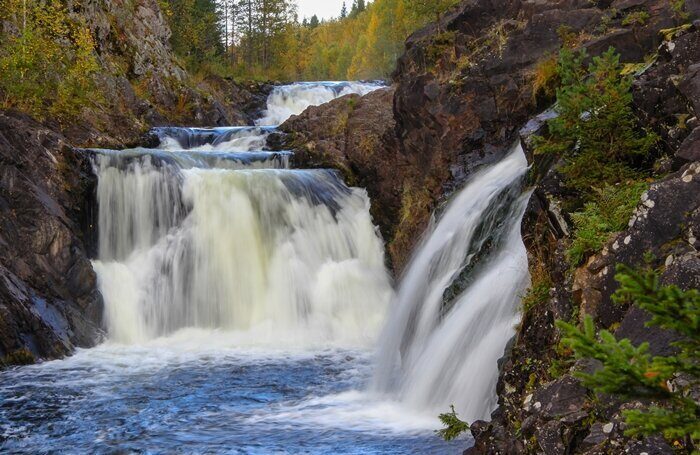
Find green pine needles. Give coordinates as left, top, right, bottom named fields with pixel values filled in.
left=437, top=405, right=470, bottom=441
left=557, top=265, right=700, bottom=449
left=535, top=47, right=658, bottom=192
left=534, top=46, right=659, bottom=267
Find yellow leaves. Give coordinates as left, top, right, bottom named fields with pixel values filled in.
left=659, top=24, right=692, bottom=42
left=0, top=0, right=100, bottom=120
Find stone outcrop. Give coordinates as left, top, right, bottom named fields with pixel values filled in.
left=277, top=88, right=405, bottom=267
left=44, top=0, right=263, bottom=148
left=0, top=111, right=102, bottom=365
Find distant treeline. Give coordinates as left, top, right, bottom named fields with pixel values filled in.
left=162, top=0, right=460, bottom=80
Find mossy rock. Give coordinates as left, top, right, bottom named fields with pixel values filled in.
left=1, top=348, right=36, bottom=368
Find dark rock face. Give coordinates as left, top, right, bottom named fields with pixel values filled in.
left=468, top=19, right=700, bottom=455
left=0, top=111, right=103, bottom=364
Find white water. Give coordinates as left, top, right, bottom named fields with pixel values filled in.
left=2, top=83, right=534, bottom=453
left=256, top=81, right=383, bottom=126
left=372, top=145, right=531, bottom=423
left=92, top=152, right=392, bottom=348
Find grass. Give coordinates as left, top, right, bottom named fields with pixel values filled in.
left=521, top=260, right=553, bottom=312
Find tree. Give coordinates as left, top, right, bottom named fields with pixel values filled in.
left=349, top=0, right=366, bottom=18
left=534, top=48, right=658, bottom=192
left=309, top=14, right=319, bottom=28
left=404, top=0, right=458, bottom=28
left=168, top=0, right=224, bottom=64
left=0, top=0, right=100, bottom=119
left=340, top=1, right=348, bottom=18
left=558, top=265, right=699, bottom=450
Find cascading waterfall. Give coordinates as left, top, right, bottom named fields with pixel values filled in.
left=257, top=81, right=382, bottom=126
left=372, top=144, right=531, bottom=423
left=1, top=81, right=534, bottom=453
left=91, top=134, right=392, bottom=347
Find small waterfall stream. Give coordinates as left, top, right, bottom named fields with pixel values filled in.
left=372, top=145, right=531, bottom=422
left=0, top=82, right=532, bottom=454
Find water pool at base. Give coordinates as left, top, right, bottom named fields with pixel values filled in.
left=0, top=334, right=468, bottom=454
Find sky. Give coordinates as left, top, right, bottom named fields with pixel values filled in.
left=296, top=0, right=347, bottom=20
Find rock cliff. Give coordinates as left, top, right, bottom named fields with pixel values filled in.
left=275, top=0, right=699, bottom=452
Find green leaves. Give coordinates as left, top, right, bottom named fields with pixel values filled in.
left=437, top=405, right=470, bottom=441
left=0, top=0, right=100, bottom=120
left=557, top=267, right=700, bottom=448
left=534, top=46, right=659, bottom=267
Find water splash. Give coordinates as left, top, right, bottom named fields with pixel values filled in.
left=372, top=144, right=531, bottom=422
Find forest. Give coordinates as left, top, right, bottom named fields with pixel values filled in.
left=165, top=0, right=460, bottom=80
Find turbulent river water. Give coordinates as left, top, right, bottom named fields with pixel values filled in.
left=0, top=82, right=530, bottom=454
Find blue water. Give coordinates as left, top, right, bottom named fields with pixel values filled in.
left=0, top=334, right=469, bottom=454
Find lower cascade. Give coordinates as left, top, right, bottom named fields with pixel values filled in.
left=0, top=82, right=532, bottom=453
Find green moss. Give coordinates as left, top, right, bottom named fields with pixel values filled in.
left=1, top=348, right=36, bottom=368
left=671, top=0, right=690, bottom=21
left=622, top=11, right=650, bottom=27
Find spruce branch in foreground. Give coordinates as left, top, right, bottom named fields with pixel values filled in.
left=557, top=265, right=699, bottom=449
left=437, top=405, right=470, bottom=441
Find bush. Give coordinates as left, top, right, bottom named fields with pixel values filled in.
left=557, top=266, right=699, bottom=450
left=0, top=0, right=100, bottom=120
left=534, top=47, right=658, bottom=193
left=437, top=405, right=470, bottom=441
left=568, top=182, right=647, bottom=267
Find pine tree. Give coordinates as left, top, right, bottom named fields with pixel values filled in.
left=557, top=265, right=700, bottom=450
left=309, top=14, right=319, bottom=28
left=534, top=47, right=658, bottom=192
left=340, top=1, right=348, bottom=19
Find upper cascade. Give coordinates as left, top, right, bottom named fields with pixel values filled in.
left=89, top=89, right=394, bottom=348
left=256, top=81, right=384, bottom=126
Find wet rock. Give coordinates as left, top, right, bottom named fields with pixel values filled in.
left=277, top=88, right=408, bottom=269
left=0, top=111, right=103, bottom=363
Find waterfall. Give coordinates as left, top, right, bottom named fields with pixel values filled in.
left=256, top=81, right=382, bottom=126
left=89, top=82, right=530, bottom=426
left=89, top=89, right=393, bottom=347
left=372, top=144, right=531, bottom=422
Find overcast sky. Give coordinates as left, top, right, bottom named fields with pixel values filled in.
left=296, top=0, right=348, bottom=20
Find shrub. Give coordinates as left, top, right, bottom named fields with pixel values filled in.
left=0, top=0, right=100, bottom=120
left=534, top=47, right=658, bottom=193
left=521, top=261, right=553, bottom=312
left=532, top=54, right=559, bottom=102
left=622, top=11, right=650, bottom=27
left=568, top=182, right=647, bottom=267
left=557, top=266, right=699, bottom=450
left=437, top=405, right=470, bottom=441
